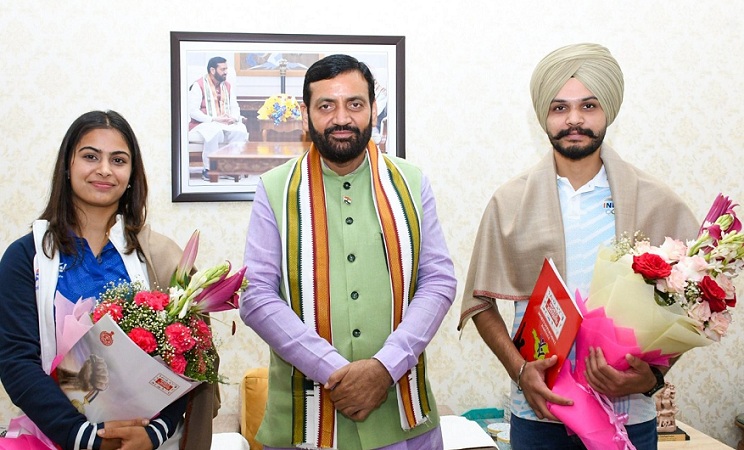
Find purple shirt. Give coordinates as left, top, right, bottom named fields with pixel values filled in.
left=239, top=174, right=456, bottom=384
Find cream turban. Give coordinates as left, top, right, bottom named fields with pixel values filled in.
left=530, top=43, right=624, bottom=132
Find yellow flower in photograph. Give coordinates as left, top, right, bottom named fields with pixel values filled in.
left=257, top=94, right=302, bottom=125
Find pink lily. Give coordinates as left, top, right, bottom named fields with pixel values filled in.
left=700, top=194, right=741, bottom=236
left=690, top=194, right=742, bottom=256
left=171, top=230, right=200, bottom=288
left=707, top=224, right=723, bottom=242
left=192, top=265, right=248, bottom=314
left=725, top=211, right=742, bottom=234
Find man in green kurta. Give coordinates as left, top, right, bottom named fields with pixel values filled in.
left=240, top=54, right=457, bottom=450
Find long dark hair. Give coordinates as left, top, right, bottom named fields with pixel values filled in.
left=39, top=110, right=148, bottom=257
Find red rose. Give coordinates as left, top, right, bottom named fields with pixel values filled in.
left=128, top=327, right=158, bottom=353
left=165, top=322, right=197, bottom=353
left=632, top=253, right=673, bottom=279
left=726, top=294, right=737, bottom=309
left=700, top=276, right=728, bottom=312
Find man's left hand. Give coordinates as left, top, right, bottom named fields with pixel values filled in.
left=325, top=359, right=393, bottom=422
left=584, top=347, right=656, bottom=397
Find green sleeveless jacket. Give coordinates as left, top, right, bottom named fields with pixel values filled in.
left=256, top=155, right=440, bottom=449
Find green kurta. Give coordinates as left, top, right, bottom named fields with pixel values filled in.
left=257, top=155, right=440, bottom=449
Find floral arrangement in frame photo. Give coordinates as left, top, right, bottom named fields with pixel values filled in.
left=170, top=32, right=405, bottom=202
left=256, top=94, right=302, bottom=126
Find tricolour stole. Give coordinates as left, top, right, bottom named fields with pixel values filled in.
left=281, top=143, right=430, bottom=448
left=201, top=75, right=229, bottom=117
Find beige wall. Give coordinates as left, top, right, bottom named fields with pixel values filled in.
left=1, top=1, right=742, bottom=446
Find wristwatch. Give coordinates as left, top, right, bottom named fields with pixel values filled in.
left=643, top=366, right=665, bottom=397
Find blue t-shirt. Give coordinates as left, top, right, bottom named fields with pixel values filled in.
left=57, top=237, right=129, bottom=302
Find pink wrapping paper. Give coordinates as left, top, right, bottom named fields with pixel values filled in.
left=0, top=416, right=57, bottom=450
left=0, top=435, right=56, bottom=450
left=2, top=294, right=95, bottom=448
left=546, top=292, right=675, bottom=450
left=549, top=360, right=631, bottom=450
left=572, top=306, right=672, bottom=386
left=52, top=293, right=95, bottom=370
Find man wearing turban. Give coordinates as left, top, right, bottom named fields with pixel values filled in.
left=459, top=44, right=699, bottom=449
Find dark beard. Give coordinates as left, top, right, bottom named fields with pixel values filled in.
left=308, top=115, right=372, bottom=164
left=548, top=126, right=605, bottom=160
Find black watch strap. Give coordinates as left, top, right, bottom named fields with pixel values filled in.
left=643, top=366, right=665, bottom=397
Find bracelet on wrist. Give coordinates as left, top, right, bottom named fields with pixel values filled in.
left=516, top=360, right=528, bottom=392
left=643, top=365, right=666, bottom=397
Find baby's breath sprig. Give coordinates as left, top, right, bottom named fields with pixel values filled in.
left=611, top=231, right=648, bottom=260
left=92, top=280, right=222, bottom=383
left=98, top=280, right=145, bottom=304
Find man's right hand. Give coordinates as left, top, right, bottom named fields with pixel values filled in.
left=213, top=114, right=236, bottom=125
left=325, top=359, right=391, bottom=422
left=471, top=307, right=573, bottom=422
left=519, top=355, right=573, bottom=421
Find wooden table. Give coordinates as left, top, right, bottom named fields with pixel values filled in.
left=438, top=410, right=731, bottom=449
left=258, top=119, right=305, bottom=141
left=660, top=421, right=733, bottom=449
left=207, top=141, right=308, bottom=182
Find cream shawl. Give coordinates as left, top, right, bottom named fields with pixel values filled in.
left=459, top=145, right=699, bottom=329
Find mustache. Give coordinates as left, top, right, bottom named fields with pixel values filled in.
left=553, top=127, right=599, bottom=139
left=324, top=125, right=360, bottom=136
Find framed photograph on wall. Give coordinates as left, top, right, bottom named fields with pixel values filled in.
left=170, top=32, right=405, bottom=202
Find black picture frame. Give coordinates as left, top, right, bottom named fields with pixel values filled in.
left=170, top=32, right=405, bottom=202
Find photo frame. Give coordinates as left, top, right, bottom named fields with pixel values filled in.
left=170, top=32, right=405, bottom=202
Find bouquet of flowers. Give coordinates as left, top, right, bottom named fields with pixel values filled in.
left=90, top=230, right=247, bottom=383
left=257, top=94, right=302, bottom=125
left=624, top=195, right=740, bottom=341
left=548, top=193, right=741, bottom=449
left=0, top=231, right=248, bottom=449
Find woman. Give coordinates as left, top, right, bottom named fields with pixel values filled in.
left=0, top=111, right=218, bottom=450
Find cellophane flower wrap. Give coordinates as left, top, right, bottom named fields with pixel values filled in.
left=256, top=94, right=302, bottom=125
left=90, top=230, right=248, bottom=382
left=1, top=231, right=248, bottom=450
left=548, top=194, right=741, bottom=450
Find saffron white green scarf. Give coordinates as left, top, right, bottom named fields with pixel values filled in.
left=202, top=74, right=229, bottom=117
left=281, top=143, right=430, bottom=449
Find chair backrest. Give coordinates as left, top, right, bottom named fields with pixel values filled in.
left=240, top=367, right=269, bottom=450
left=379, top=117, right=388, bottom=152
